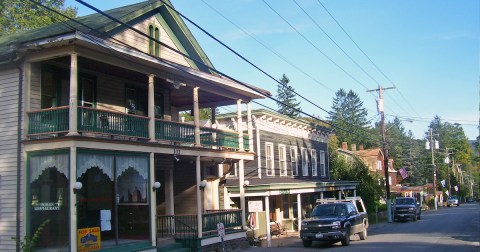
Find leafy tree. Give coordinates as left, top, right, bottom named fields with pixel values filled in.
left=179, top=108, right=219, bottom=122
left=0, top=0, right=77, bottom=36
left=276, top=74, right=301, bottom=118
left=329, top=89, right=376, bottom=148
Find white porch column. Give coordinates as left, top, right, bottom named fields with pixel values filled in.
left=354, top=190, right=357, bottom=198
left=148, top=74, right=155, bottom=142
left=196, top=156, right=203, bottom=238
left=338, top=190, right=342, bottom=200
left=239, top=159, right=246, bottom=228
left=69, top=146, right=78, bottom=252
left=193, top=87, right=201, bottom=146
left=246, top=102, right=253, bottom=152
left=320, top=192, right=324, bottom=200
left=165, top=169, right=174, bottom=215
left=223, top=186, right=230, bottom=210
left=265, top=196, right=271, bottom=247
left=149, top=153, right=156, bottom=246
left=297, top=193, right=302, bottom=235
left=67, top=53, right=79, bottom=136
left=237, top=99, right=244, bottom=151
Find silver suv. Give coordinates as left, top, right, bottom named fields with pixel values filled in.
left=447, top=196, right=460, bottom=207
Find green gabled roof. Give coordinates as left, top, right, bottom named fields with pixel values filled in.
left=0, top=0, right=215, bottom=72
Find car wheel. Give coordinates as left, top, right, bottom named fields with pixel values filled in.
left=302, top=240, right=312, bottom=247
left=341, top=229, right=350, bottom=246
left=359, top=226, right=367, bottom=240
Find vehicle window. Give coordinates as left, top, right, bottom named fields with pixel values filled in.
left=312, top=204, right=346, bottom=217
left=396, top=198, right=414, bottom=205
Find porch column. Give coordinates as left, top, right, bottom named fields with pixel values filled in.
left=196, top=156, right=203, bottom=238
left=149, top=153, right=156, bottom=246
left=265, top=196, right=271, bottom=247
left=148, top=74, right=155, bottom=142
left=297, top=193, right=302, bottom=235
left=239, top=159, right=246, bottom=228
left=193, top=87, right=201, bottom=146
left=338, top=190, right=342, bottom=200
left=353, top=189, right=357, bottom=197
left=320, top=192, right=324, bottom=200
left=211, top=107, right=216, bottom=126
left=237, top=99, right=244, bottom=151
left=69, top=146, right=78, bottom=252
left=67, top=53, right=79, bottom=136
left=165, top=168, right=174, bottom=215
left=246, top=102, right=254, bottom=152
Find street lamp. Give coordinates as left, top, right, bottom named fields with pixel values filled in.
left=444, top=148, right=455, bottom=197
left=425, top=128, right=439, bottom=210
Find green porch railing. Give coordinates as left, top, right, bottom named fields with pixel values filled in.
left=27, top=107, right=69, bottom=135
left=78, top=107, right=149, bottom=138
left=155, top=119, right=195, bottom=143
left=243, top=135, right=250, bottom=151
left=202, top=210, right=242, bottom=234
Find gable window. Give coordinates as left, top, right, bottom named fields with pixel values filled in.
left=279, top=145, right=287, bottom=176
left=265, top=142, right=274, bottom=176
left=290, top=146, right=298, bottom=176
left=320, top=150, right=326, bottom=177
left=311, top=149, right=317, bottom=176
left=301, top=147, right=309, bottom=176
left=148, top=24, right=160, bottom=57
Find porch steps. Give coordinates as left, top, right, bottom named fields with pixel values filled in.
left=157, top=238, right=190, bottom=252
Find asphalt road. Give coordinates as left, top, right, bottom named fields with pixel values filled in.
left=249, top=202, right=480, bottom=252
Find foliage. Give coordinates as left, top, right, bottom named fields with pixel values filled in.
left=328, top=89, right=376, bottom=148
left=12, top=219, right=50, bottom=252
left=0, top=0, right=77, bottom=36
left=179, top=108, right=218, bottom=122
left=276, top=74, right=301, bottom=118
left=329, top=151, right=382, bottom=212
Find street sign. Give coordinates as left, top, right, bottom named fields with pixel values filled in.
left=248, top=200, right=263, bottom=212
left=217, top=222, right=225, bottom=238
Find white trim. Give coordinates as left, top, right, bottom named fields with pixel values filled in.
left=278, top=144, right=287, bottom=176
left=265, top=142, right=274, bottom=176
left=311, top=149, right=317, bottom=177
left=301, top=147, right=309, bottom=176
left=290, top=146, right=298, bottom=176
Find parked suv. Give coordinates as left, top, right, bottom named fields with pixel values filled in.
left=447, top=196, right=460, bottom=207
left=300, top=197, right=368, bottom=247
left=393, top=197, right=421, bottom=222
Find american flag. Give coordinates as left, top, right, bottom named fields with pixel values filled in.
left=399, top=167, right=408, bottom=179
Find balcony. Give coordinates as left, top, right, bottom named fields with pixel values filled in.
left=27, top=107, right=249, bottom=150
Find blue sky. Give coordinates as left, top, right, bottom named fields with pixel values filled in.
left=66, top=0, right=479, bottom=140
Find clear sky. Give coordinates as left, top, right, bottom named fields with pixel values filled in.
left=66, top=0, right=479, bottom=141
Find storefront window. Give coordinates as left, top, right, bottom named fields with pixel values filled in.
left=29, top=153, right=70, bottom=251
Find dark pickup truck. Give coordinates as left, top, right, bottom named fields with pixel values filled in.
left=393, top=197, right=421, bottom=222
left=300, top=197, right=368, bottom=247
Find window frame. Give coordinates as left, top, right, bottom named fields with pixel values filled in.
left=301, top=147, right=309, bottom=176
left=311, top=149, right=317, bottom=176
left=320, top=150, right=326, bottom=177
left=265, top=142, right=275, bottom=176
left=290, top=146, right=298, bottom=176
left=278, top=144, right=287, bottom=176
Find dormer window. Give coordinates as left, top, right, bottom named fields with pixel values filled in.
left=148, top=24, right=160, bottom=57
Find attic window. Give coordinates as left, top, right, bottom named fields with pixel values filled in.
left=148, top=25, right=160, bottom=57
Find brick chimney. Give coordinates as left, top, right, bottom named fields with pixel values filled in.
left=359, top=144, right=364, bottom=150
left=351, top=144, right=357, bottom=151
left=342, top=142, right=348, bottom=150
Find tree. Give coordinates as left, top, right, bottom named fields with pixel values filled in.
left=276, top=74, right=301, bottom=118
left=329, top=89, right=375, bottom=148
left=0, top=0, right=77, bottom=36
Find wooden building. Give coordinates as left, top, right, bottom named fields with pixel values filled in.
left=0, top=1, right=269, bottom=251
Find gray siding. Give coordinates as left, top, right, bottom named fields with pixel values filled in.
left=0, top=67, right=22, bottom=249
left=245, top=130, right=329, bottom=179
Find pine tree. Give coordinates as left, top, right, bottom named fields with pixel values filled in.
left=276, top=74, right=301, bottom=118
left=328, top=89, right=373, bottom=147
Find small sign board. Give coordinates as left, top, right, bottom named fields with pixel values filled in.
left=217, top=222, right=225, bottom=238
left=78, top=227, right=101, bottom=252
left=248, top=200, right=263, bottom=212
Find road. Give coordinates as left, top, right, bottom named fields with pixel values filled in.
left=249, top=203, right=480, bottom=252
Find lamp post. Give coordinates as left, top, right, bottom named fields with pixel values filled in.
left=426, top=128, right=439, bottom=210
left=444, top=148, right=455, bottom=197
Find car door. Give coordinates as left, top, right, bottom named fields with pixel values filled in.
left=347, top=203, right=361, bottom=234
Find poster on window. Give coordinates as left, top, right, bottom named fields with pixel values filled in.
left=78, top=227, right=101, bottom=251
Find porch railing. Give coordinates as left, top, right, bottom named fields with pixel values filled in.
left=157, top=209, right=243, bottom=239
left=78, top=107, right=149, bottom=138
left=27, top=106, right=69, bottom=135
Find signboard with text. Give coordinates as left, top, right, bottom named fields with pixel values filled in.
left=248, top=200, right=263, bottom=212
left=78, top=227, right=101, bottom=252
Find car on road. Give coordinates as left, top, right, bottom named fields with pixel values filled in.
left=300, top=197, right=368, bottom=247
left=393, top=197, right=421, bottom=222
left=447, top=196, right=460, bottom=207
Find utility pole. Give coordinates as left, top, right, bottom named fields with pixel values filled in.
left=426, top=128, right=439, bottom=210
left=367, top=85, right=395, bottom=223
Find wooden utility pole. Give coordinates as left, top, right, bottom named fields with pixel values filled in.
left=367, top=85, right=395, bottom=223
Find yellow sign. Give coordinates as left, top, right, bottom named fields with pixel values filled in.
left=78, top=227, right=101, bottom=251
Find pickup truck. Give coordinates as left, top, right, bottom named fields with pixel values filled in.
left=300, top=197, right=368, bottom=247
left=393, top=197, right=421, bottom=222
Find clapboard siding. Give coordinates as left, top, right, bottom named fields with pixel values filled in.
left=0, top=67, right=22, bottom=250
left=30, top=63, right=41, bottom=110
left=246, top=130, right=329, bottom=179
left=172, top=162, right=198, bottom=215
left=113, top=15, right=190, bottom=67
